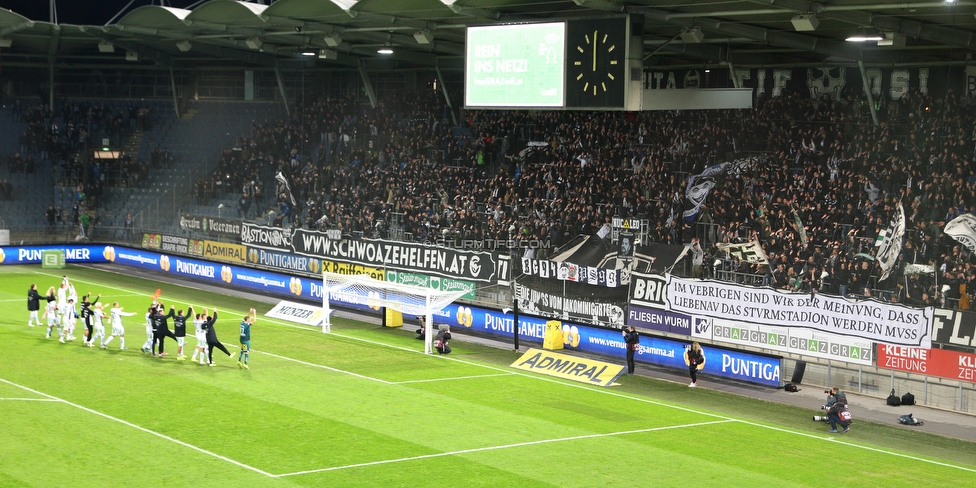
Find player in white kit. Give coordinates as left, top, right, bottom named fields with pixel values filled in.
left=141, top=304, right=156, bottom=353
left=42, top=289, right=60, bottom=339
left=88, top=303, right=107, bottom=348
left=190, top=309, right=209, bottom=365
left=104, top=302, right=135, bottom=350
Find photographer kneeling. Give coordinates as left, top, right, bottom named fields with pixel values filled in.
left=813, top=387, right=852, bottom=433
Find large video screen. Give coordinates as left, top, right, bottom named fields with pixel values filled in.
left=464, top=22, right=565, bottom=108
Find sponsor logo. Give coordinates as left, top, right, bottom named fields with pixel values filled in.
left=248, top=249, right=259, bottom=263
left=0, top=248, right=5, bottom=264
left=308, top=258, right=320, bottom=274
left=160, top=255, right=171, bottom=272
left=221, top=266, right=232, bottom=283
left=289, top=277, right=302, bottom=296
left=510, top=348, right=625, bottom=386
left=366, top=290, right=382, bottom=311
left=203, top=241, right=246, bottom=263
left=562, top=324, right=581, bottom=347
left=266, top=300, right=325, bottom=326
left=456, top=306, right=473, bottom=327
left=694, top=317, right=711, bottom=335
left=103, top=246, right=115, bottom=262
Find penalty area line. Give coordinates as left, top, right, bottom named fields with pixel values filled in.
left=0, top=377, right=276, bottom=478
left=273, top=419, right=735, bottom=477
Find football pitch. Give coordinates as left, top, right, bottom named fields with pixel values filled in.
left=1, top=264, right=975, bottom=487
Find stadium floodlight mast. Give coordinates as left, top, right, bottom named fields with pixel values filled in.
left=322, top=272, right=470, bottom=354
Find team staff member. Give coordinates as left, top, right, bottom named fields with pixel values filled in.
left=237, top=308, right=256, bottom=369
left=172, top=307, right=192, bottom=361
left=202, top=308, right=234, bottom=367
left=151, top=304, right=177, bottom=357
left=622, top=326, right=639, bottom=375
left=27, top=284, right=42, bottom=327
left=685, top=342, right=705, bottom=387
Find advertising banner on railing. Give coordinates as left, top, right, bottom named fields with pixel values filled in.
left=386, top=269, right=476, bottom=301
left=627, top=304, right=692, bottom=336
left=877, top=345, right=976, bottom=383
left=292, top=230, right=497, bottom=282
left=142, top=233, right=204, bottom=256
left=516, top=283, right=626, bottom=327
left=691, top=317, right=873, bottom=365
left=665, top=276, right=932, bottom=348
left=246, top=247, right=320, bottom=275
left=439, top=303, right=780, bottom=386
left=321, top=259, right=385, bottom=281
left=0, top=245, right=110, bottom=265
left=519, top=257, right=622, bottom=287
left=179, top=214, right=242, bottom=239
left=932, top=308, right=976, bottom=350
left=240, top=222, right=292, bottom=252
left=202, top=240, right=247, bottom=264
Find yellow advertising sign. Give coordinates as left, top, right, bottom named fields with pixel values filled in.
left=510, top=348, right=625, bottom=386
left=203, top=240, right=247, bottom=263
left=321, top=259, right=385, bottom=280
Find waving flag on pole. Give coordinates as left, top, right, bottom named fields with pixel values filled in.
left=944, top=213, right=976, bottom=254
left=792, top=207, right=808, bottom=248
left=275, top=171, right=298, bottom=207
left=716, top=240, right=769, bottom=265
left=876, top=202, right=906, bottom=281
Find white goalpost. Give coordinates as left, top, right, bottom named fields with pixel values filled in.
left=321, top=272, right=471, bottom=355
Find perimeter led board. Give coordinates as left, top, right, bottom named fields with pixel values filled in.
left=465, top=22, right=565, bottom=108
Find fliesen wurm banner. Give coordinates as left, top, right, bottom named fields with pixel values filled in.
left=666, top=276, right=932, bottom=348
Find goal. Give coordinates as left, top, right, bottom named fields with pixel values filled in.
left=322, top=271, right=472, bottom=354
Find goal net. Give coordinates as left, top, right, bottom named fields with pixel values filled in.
left=322, top=272, right=472, bottom=354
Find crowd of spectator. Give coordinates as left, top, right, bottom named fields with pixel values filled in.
left=190, top=83, right=976, bottom=309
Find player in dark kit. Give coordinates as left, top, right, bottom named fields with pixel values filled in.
left=151, top=304, right=177, bottom=357
left=622, top=325, right=639, bottom=374
left=81, top=293, right=100, bottom=347
left=27, top=284, right=42, bottom=327
left=237, top=308, right=256, bottom=369
left=202, top=308, right=234, bottom=367
left=173, top=306, right=192, bottom=361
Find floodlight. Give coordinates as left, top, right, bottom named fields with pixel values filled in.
left=679, top=27, right=704, bottom=43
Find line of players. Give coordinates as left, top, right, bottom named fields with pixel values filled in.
left=27, top=276, right=256, bottom=369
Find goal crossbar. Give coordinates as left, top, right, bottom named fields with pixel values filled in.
left=321, top=272, right=471, bottom=354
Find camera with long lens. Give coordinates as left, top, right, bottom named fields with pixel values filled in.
left=812, top=415, right=829, bottom=422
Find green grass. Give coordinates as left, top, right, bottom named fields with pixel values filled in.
left=1, top=264, right=974, bottom=487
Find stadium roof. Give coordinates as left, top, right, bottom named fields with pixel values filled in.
left=1, top=0, right=976, bottom=70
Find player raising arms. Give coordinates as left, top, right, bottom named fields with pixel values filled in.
left=42, top=288, right=60, bottom=339
left=172, top=306, right=192, bottom=361
left=202, top=307, right=234, bottom=367
left=237, top=308, right=256, bottom=369
left=58, top=298, right=76, bottom=343
left=141, top=304, right=156, bottom=353
left=191, top=308, right=208, bottom=365
left=81, top=293, right=100, bottom=347
left=89, top=303, right=108, bottom=348
left=150, top=303, right=177, bottom=358
left=104, top=302, right=135, bottom=350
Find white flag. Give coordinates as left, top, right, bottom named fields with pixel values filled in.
left=275, top=171, right=298, bottom=207
left=944, top=213, right=976, bottom=254
left=876, top=203, right=905, bottom=281
left=716, top=241, right=769, bottom=265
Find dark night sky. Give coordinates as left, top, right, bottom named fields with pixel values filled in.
left=0, top=1, right=204, bottom=25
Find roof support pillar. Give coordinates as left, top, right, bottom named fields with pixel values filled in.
left=358, top=62, right=377, bottom=109
left=274, top=66, right=290, bottom=117
left=434, top=65, right=457, bottom=127
left=169, top=67, right=180, bottom=119
left=857, top=60, right=879, bottom=127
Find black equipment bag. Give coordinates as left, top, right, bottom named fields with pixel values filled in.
left=901, top=392, right=915, bottom=406
left=886, top=388, right=901, bottom=406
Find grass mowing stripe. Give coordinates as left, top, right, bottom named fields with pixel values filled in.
left=275, top=419, right=737, bottom=477
left=0, top=398, right=62, bottom=402
left=255, top=349, right=393, bottom=384
left=36, top=267, right=976, bottom=475
left=0, top=376, right=276, bottom=478
left=389, top=373, right=516, bottom=384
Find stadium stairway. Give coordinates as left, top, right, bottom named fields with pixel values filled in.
left=97, top=100, right=279, bottom=238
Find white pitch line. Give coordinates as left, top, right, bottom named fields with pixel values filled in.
left=36, top=269, right=976, bottom=475
left=390, top=372, right=516, bottom=384
left=254, top=350, right=392, bottom=384
left=274, top=419, right=736, bottom=478
left=0, top=397, right=63, bottom=402
left=0, top=377, right=276, bottom=478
